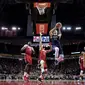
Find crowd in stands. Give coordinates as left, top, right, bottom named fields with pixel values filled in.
left=0, top=57, right=80, bottom=80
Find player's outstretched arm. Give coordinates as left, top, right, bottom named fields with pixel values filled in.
left=39, top=32, right=43, bottom=51
left=21, top=44, right=28, bottom=51
left=49, top=27, right=56, bottom=38
left=58, top=28, right=62, bottom=39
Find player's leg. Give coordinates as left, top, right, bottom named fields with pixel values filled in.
left=56, top=40, right=64, bottom=63
left=44, top=62, right=48, bottom=74
left=54, top=46, right=60, bottom=65
left=57, top=54, right=64, bottom=62
left=79, top=70, right=83, bottom=80
left=43, top=64, right=48, bottom=80
left=38, top=60, right=45, bottom=82
left=23, top=55, right=32, bottom=81
left=23, top=63, right=29, bottom=81
left=55, top=47, right=59, bottom=59
left=24, top=63, right=32, bottom=81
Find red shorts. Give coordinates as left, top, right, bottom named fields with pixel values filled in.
left=24, top=55, right=32, bottom=65
left=80, top=65, right=85, bottom=70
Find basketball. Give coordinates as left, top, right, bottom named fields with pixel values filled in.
left=56, top=22, right=62, bottom=29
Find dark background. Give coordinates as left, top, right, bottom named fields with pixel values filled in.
left=0, top=0, right=85, bottom=55
left=0, top=0, right=85, bottom=37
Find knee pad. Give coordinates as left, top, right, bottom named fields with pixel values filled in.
left=55, top=47, right=59, bottom=52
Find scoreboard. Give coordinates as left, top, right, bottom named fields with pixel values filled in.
left=33, top=36, right=49, bottom=42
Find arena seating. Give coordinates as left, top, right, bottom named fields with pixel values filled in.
left=0, top=57, right=80, bottom=80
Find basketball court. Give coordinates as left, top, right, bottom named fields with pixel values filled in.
left=0, top=80, right=85, bottom=85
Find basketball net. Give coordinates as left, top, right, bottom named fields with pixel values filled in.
left=36, top=3, right=47, bottom=15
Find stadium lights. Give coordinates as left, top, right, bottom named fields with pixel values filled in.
left=62, top=27, right=66, bottom=30
left=1, top=27, right=5, bottom=30
left=12, top=27, right=17, bottom=31
left=71, top=52, right=80, bottom=54
left=62, top=26, right=72, bottom=31
left=1, top=27, right=8, bottom=30
left=18, top=27, right=20, bottom=30
left=67, top=27, right=71, bottom=30
left=5, top=28, right=8, bottom=30
left=75, top=27, right=81, bottom=30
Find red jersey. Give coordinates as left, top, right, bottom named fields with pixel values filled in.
left=24, top=45, right=33, bottom=65
left=80, top=56, right=85, bottom=70
left=39, top=49, right=47, bottom=61
left=25, top=46, right=32, bottom=56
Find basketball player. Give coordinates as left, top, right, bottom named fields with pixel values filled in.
left=21, top=42, right=35, bottom=81
left=79, top=51, right=85, bottom=80
left=38, top=32, right=52, bottom=82
left=49, top=22, right=64, bottom=65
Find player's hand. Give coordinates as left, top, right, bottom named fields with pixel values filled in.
left=56, top=22, right=62, bottom=29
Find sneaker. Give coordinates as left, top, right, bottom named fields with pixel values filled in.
left=37, top=77, right=43, bottom=82
left=79, top=76, right=83, bottom=80
left=58, top=56, right=64, bottom=62
left=54, top=60, right=59, bottom=65
left=23, top=76, right=29, bottom=81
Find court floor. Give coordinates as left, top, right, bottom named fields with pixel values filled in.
left=0, top=80, right=85, bottom=85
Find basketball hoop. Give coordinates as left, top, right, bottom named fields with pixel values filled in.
left=36, top=3, right=47, bottom=15
left=34, top=2, right=51, bottom=15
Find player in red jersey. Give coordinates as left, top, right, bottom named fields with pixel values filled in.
left=38, top=32, right=52, bottom=82
left=79, top=51, right=85, bottom=80
left=21, top=42, right=35, bottom=81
